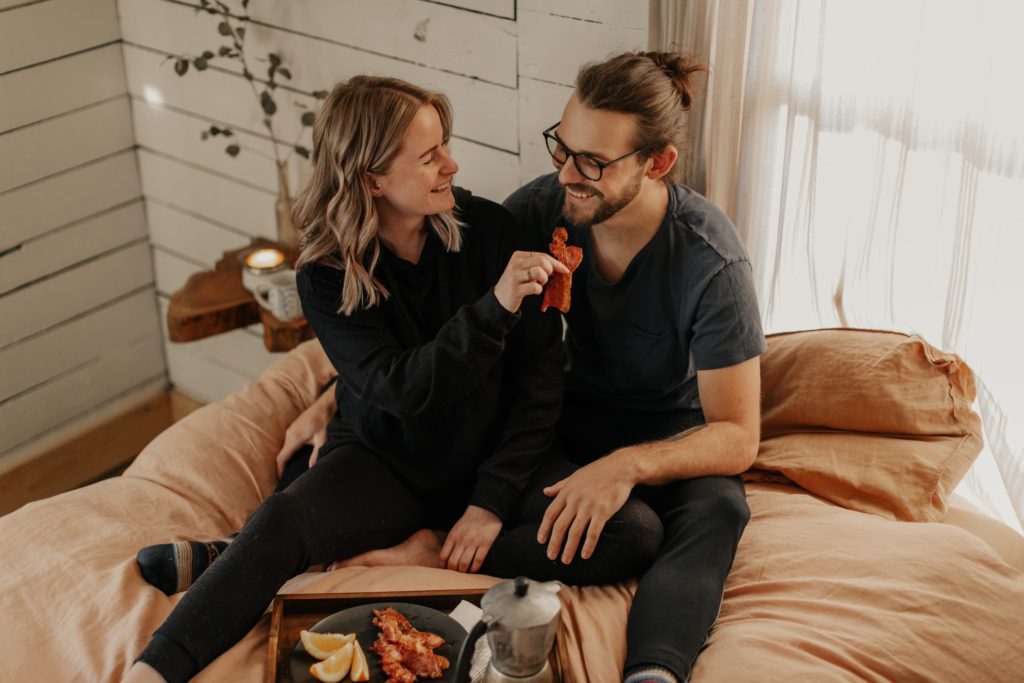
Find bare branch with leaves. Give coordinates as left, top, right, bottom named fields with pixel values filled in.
left=162, top=0, right=328, bottom=164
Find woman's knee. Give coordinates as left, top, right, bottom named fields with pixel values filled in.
left=244, top=491, right=310, bottom=546
left=602, top=497, right=664, bottom=571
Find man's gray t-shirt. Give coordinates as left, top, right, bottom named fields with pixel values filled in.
left=504, top=173, right=766, bottom=415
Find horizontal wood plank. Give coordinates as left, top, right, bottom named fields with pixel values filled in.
left=137, top=148, right=277, bottom=241
left=252, top=0, right=517, bottom=87
left=449, top=138, right=519, bottom=203
left=518, top=9, right=647, bottom=87
left=147, top=200, right=253, bottom=270
left=152, top=246, right=205, bottom=297
left=0, top=0, right=119, bottom=74
left=122, top=43, right=312, bottom=147
left=0, top=241, right=154, bottom=347
left=0, top=288, right=158, bottom=402
left=0, top=318, right=165, bottom=454
left=133, top=99, right=283, bottom=193
left=517, top=78, right=573, bottom=184
left=424, top=0, right=515, bottom=20
left=0, top=96, right=134, bottom=194
left=0, top=200, right=146, bottom=295
left=164, top=340, right=255, bottom=404
left=119, top=0, right=517, bottom=151
left=0, top=0, right=39, bottom=10
left=0, top=384, right=182, bottom=517
left=0, top=151, right=140, bottom=252
left=0, top=374, right=166, bottom=471
left=519, top=0, right=648, bottom=29
left=0, top=43, right=126, bottom=133
left=158, top=297, right=278, bottom=403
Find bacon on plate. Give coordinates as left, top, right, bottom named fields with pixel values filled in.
left=371, top=607, right=449, bottom=683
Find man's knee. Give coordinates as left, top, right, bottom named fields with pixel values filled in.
left=661, top=478, right=751, bottom=538
left=702, top=486, right=751, bottom=534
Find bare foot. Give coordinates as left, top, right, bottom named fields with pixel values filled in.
left=328, top=529, right=443, bottom=570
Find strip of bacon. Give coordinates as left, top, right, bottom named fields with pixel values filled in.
left=372, top=637, right=417, bottom=683
left=541, top=227, right=583, bottom=313
left=371, top=607, right=450, bottom=682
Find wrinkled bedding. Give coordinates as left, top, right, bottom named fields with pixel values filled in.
left=1, top=337, right=1022, bottom=682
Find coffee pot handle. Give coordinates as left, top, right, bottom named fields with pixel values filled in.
left=452, top=618, right=488, bottom=683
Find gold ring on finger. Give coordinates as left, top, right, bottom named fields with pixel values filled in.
left=524, top=267, right=532, bottom=281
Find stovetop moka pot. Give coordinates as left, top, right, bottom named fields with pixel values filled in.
left=453, top=576, right=562, bottom=682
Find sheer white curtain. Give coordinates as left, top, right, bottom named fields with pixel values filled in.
left=653, top=0, right=1024, bottom=530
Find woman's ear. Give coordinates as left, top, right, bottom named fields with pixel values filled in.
left=367, top=174, right=384, bottom=196
left=645, top=145, right=679, bottom=181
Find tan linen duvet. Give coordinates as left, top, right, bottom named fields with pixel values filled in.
left=1, top=331, right=1022, bottom=682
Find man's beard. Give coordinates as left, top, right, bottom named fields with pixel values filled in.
left=562, top=169, right=644, bottom=228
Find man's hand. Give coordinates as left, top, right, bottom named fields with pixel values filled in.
left=439, top=505, right=503, bottom=573
left=538, top=455, right=636, bottom=564
left=274, top=383, right=337, bottom=477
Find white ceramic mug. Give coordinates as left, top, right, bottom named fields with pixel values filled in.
left=252, top=269, right=303, bottom=322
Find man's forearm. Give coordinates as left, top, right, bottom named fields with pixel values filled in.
left=613, top=421, right=759, bottom=486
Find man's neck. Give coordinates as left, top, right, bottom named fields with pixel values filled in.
left=590, top=181, right=670, bottom=283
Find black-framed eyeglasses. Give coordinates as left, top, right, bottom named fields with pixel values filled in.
left=542, top=122, right=648, bottom=181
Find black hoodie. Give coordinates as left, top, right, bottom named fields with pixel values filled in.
left=295, top=188, right=565, bottom=522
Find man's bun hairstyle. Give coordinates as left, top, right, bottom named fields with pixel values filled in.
left=576, top=51, right=708, bottom=184
left=640, top=51, right=706, bottom=109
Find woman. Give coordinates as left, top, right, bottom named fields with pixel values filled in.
left=123, top=76, right=662, bottom=683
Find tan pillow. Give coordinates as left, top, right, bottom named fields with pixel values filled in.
left=752, top=329, right=983, bottom=522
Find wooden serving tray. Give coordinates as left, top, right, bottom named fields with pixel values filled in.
left=266, top=589, right=487, bottom=683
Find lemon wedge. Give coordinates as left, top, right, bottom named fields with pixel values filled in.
left=309, top=641, right=353, bottom=682
left=350, top=638, right=370, bottom=682
left=300, top=629, right=355, bottom=660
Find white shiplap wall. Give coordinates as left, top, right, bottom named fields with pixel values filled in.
left=0, top=0, right=166, bottom=465
left=1, top=0, right=647, bottom=460
left=119, top=0, right=646, bottom=405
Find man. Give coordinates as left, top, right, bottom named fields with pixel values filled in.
left=502, top=51, right=765, bottom=683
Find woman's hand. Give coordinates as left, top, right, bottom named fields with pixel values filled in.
left=274, top=382, right=337, bottom=477
left=439, top=505, right=503, bottom=573
left=493, top=251, right=570, bottom=314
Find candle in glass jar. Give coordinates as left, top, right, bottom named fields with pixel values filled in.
left=244, top=248, right=286, bottom=274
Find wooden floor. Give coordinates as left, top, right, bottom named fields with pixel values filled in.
left=0, top=390, right=203, bottom=516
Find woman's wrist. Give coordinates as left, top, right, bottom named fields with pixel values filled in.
left=315, top=383, right=337, bottom=414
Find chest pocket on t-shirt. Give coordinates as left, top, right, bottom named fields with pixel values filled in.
left=617, top=320, right=684, bottom=396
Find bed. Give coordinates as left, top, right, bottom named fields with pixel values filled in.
left=1, top=328, right=1022, bottom=682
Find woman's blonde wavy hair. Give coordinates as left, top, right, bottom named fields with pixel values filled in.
left=291, top=76, right=462, bottom=314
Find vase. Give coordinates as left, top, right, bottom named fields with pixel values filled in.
left=275, top=161, right=299, bottom=254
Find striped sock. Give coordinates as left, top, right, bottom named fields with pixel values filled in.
left=136, top=535, right=235, bottom=595
left=624, top=665, right=678, bottom=683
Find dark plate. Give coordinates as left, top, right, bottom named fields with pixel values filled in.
left=289, top=601, right=466, bottom=683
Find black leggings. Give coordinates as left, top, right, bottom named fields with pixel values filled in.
left=137, top=444, right=662, bottom=683
left=559, top=400, right=751, bottom=682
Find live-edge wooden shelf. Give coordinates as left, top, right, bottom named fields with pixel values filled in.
left=166, top=238, right=314, bottom=352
